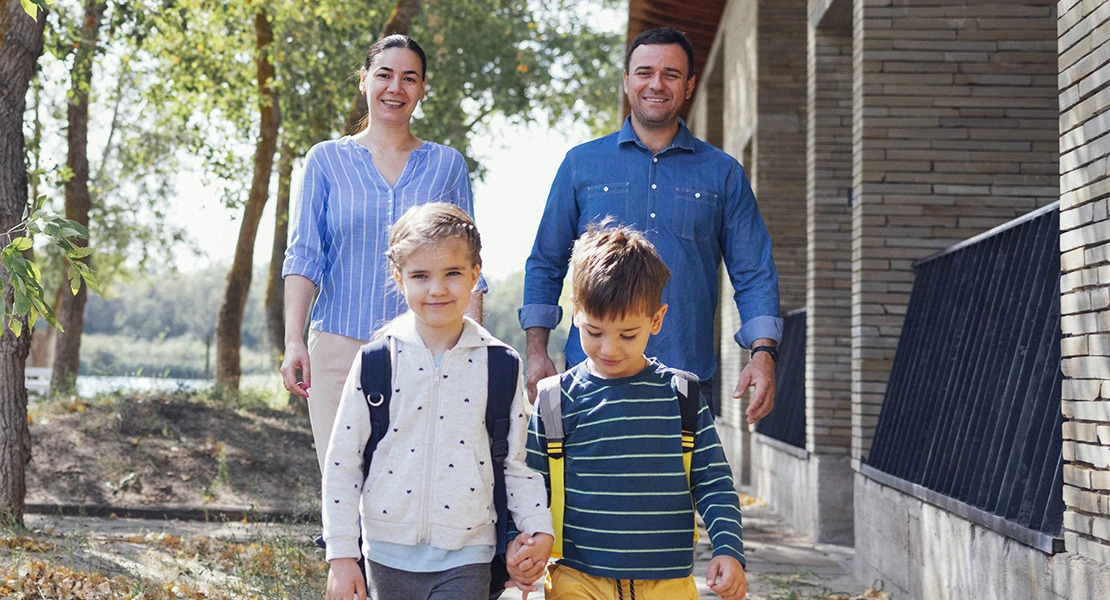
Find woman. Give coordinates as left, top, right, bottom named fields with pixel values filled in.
left=280, top=34, right=483, bottom=473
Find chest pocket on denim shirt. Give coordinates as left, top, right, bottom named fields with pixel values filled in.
left=584, top=182, right=631, bottom=224
left=673, top=188, right=719, bottom=242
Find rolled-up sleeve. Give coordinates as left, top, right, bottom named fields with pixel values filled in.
left=283, top=146, right=329, bottom=286
left=519, top=153, right=579, bottom=330
left=720, top=164, right=782, bottom=348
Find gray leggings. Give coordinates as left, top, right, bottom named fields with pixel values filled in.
left=367, top=560, right=491, bottom=600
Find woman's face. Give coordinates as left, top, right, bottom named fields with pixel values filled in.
left=360, top=47, right=426, bottom=127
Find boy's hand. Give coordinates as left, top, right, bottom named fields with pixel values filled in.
left=326, top=558, right=366, bottom=600
left=506, top=532, right=554, bottom=585
left=707, top=555, right=746, bottom=600
left=503, top=577, right=538, bottom=600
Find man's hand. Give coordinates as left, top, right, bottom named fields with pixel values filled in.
left=525, top=328, right=557, bottom=403
left=706, top=555, right=746, bottom=600
left=505, top=532, right=554, bottom=600
left=735, top=340, right=776, bottom=424
left=326, top=558, right=366, bottom=600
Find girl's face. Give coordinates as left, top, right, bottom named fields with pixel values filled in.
left=360, top=47, right=426, bottom=127
left=393, top=237, right=480, bottom=339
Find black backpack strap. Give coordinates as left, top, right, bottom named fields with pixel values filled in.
left=360, top=337, right=393, bottom=482
left=674, top=373, right=700, bottom=454
left=485, top=345, right=519, bottom=556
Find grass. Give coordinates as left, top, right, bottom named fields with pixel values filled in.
left=0, top=519, right=327, bottom=599
left=79, top=334, right=275, bottom=379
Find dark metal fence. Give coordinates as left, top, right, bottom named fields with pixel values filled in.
left=755, top=308, right=806, bottom=449
left=864, top=204, right=1064, bottom=551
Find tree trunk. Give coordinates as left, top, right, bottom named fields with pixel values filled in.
left=214, top=8, right=280, bottom=393
left=343, top=0, right=423, bottom=134
left=51, top=0, right=106, bottom=395
left=0, top=0, right=46, bottom=525
left=264, top=142, right=291, bottom=366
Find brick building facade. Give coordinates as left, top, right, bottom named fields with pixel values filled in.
left=630, top=0, right=1110, bottom=596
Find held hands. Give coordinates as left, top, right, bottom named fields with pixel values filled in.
left=735, top=347, right=776, bottom=424
left=325, top=558, right=366, bottom=600
left=279, top=339, right=311, bottom=399
left=504, top=532, right=555, bottom=600
left=706, top=556, right=747, bottom=600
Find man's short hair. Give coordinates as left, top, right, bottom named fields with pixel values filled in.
left=571, top=222, right=671, bottom=321
left=625, top=27, right=695, bottom=79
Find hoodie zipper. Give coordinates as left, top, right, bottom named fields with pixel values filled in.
left=419, top=349, right=447, bottom=544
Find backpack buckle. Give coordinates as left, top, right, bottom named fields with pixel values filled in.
left=367, top=392, right=385, bottom=407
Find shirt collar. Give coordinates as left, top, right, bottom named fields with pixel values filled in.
left=616, top=116, right=697, bottom=154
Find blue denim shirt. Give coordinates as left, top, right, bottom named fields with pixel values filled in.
left=519, top=118, right=782, bottom=381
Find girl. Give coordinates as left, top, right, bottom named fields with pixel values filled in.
left=280, top=34, right=485, bottom=476
left=322, top=203, right=553, bottom=600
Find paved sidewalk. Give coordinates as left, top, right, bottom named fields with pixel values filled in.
left=502, top=505, right=861, bottom=600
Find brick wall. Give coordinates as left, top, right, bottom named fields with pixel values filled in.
left=1058, top=0, right=1110, bottom=566
left=757, top=0, right=810, bottom=315
left=808, top=0, right=854, bottom=455
left=850, top=0, right=1059, bottom=463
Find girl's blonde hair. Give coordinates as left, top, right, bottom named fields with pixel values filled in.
left=386, top=202, right=482, bottom=270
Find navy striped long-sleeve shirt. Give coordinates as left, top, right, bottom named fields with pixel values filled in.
left=283, top=137, right=484, bottom=339
left=526, top=359, right=745, bottom=580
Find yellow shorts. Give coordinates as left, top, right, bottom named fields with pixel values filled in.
left=544, top=562, right=698, bottom=600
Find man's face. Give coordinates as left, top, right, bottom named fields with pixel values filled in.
left=623, top=43, right=695, bottom=131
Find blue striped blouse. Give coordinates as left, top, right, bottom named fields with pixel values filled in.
left=283, top=137, right=484, bottom=340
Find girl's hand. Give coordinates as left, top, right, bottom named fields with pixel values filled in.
left=326, top=558, right=366, bottom=600
left=707, top=555, right=746, bottom=600
left=280, top=339, right=311, bottom=398
left=507, top=532, right=553, bottom=584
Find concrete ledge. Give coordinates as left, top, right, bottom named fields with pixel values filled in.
left=753, top=431, right=809, bottom=460
left=860, top=464, right=1062, bottom=554
left=855, top=473, right=1110, bottom=600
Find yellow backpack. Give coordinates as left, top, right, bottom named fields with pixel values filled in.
left=536, top=373, right=701, bottom=558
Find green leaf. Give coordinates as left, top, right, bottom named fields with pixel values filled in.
left=10, top=318, right=23, bottom=338
left=10, top=237, right=33, bottom=252
left=67, top=246, right=94, bottom=259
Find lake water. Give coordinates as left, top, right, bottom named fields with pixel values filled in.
left=28, top=374, right=284, bottom=398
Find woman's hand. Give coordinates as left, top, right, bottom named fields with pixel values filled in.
left=280, top=339, right=311, bottom=398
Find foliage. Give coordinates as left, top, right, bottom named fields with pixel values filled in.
left=143, top=0, right=623, bottom=192
left=25, top=0, right=200, bottom=295
left=79, top=333, right=274, bottom=378
left=0, top=195, right=96, bottom=337
left=19, top=0, right=54, bottom=19
left=482, top=270, right=571, bottom=368
left=82, top=264, right=268, bottom=350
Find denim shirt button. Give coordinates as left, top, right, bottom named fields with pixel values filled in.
left=695, top=192, right=701, bottom=199
left=651, top=184, right=657, bottom=190
left=650, top=212, right=656, bottom=218
left=603, top=186, right=609, bottom=192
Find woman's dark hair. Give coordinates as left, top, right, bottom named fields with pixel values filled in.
left=364, top=34, right=427, bottom=79
left=625, top=27, right=695, bottom=79
left=352, top=34, right=428, bottom=134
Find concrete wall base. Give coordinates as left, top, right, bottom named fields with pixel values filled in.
left=855, top=473, right=1110, bottom=600
left=751, top=434, right=854, bottom=545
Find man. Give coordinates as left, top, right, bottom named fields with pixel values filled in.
left=518, top=27, right=781, bottom=423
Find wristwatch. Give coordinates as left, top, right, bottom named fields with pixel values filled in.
left=750, top=345, right=778, bottom=364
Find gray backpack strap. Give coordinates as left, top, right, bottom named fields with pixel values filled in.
left=537, top=375, right=564, bottom=447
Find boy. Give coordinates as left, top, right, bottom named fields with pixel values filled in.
left=509, top=224, right=747, bottom=600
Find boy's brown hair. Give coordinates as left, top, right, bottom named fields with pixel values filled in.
left=571, top=222, right=671, bottom=320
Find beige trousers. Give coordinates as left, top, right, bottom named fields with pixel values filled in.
left=307, top=329, right=368, bottom=474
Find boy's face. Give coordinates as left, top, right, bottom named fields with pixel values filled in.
left=574, top=304, right=668, bottom=379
